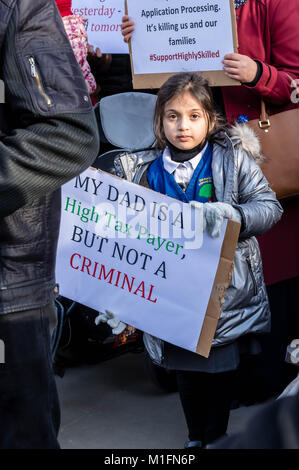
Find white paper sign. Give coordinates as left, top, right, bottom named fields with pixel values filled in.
left=55, top=167, right=227, bottom=354
left=127, top=0, right=235, bottom=74
left=71, top=0, right=129, bottom=54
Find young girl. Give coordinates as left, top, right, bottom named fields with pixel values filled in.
left=97, top=72, right=283, bottom=448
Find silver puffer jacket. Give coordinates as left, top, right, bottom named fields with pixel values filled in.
left=112, top=124, right=283, bottom=365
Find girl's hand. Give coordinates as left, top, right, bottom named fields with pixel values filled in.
left=127, top=326, right=136, bottom=333
left=201, top=202, right=241, bottom=238
left=95, top=310, right=127, bottom=335
left=121, top=15, right=135, bottom=42
left=222, top=53, right=258, bottom=83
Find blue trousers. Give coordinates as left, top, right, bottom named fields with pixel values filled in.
left=0, top=303, right=60, bottom=449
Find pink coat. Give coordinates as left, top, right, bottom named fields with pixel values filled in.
left=62, top=15, right=97, bottom=95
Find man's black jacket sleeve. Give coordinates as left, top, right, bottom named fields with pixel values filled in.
left=0, top=0, right=99, bottom=218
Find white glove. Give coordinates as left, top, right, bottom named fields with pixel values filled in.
left=203, top=202, right=242, bottom=237
left=190, top=200, right=241, bottom=238
left=95, top=310, right=127, bottom=335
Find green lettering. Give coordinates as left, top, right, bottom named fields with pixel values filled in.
left=166, top=241, right=175, bottom=252
left=147, top=234, right=156, bottom=246
left=105, top=211, right=116, bottom=228
left=175, top=244, right=183, bottom=255
left=155, top=237, right=166, bottom=251
left=137, top=225, right=148, bottom=240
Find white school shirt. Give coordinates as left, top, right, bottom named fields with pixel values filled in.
left=162, top=142, right=208, bottom=190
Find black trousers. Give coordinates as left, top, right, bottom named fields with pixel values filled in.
left=176, top=369, right=236, bottom=446
left=0, top=303, right=60, bottom=449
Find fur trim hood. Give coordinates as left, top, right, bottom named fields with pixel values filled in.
left=228, top=123, right=264, bottom=163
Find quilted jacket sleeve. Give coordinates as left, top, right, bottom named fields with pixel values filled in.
left=233, top=148, right=283, bottom=238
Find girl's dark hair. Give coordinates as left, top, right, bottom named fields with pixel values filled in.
left=154, top=72, right=226, bottom=149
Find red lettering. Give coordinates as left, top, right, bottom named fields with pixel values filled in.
left=147, top=284, right=157, bottom=303
left=98, top=265, right=114, bottom=284
left=121, top=273, right=135, bottom=292
left=92, top=261, right=99, bottom=278
left=81, top=256, right=91, bottom=275
left=133, top=281, right=146, bottom=298
left=70, top=253, right=81, bottom=270
left=114, top=271, right=122, bottom=287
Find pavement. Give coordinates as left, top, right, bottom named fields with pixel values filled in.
left=56, top=350, right=265, bottom=450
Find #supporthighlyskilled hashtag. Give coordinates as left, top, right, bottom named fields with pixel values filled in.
left=149, top=50, right=220, bottom=62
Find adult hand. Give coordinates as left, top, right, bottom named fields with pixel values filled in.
left=121, top=15, right=135, bottom=42
left=222, top=53, right=258, bottom=83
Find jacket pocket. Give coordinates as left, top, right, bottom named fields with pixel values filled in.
left=15, top=45, right=91, bottom=116
left=27, top=55, right=53, bottom=108
left=16, top=48, right=56, bottom=114
left=223, top=244, right=258, bottom=311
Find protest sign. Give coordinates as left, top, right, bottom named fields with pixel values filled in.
left=55, top=167, right=239, bottom=357
left=126, top=0, right=239, bottom=89
left=71, top=0, right=128, bottom=54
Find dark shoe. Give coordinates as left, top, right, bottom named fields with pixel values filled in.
left=184, top=440, right=203, bottom=449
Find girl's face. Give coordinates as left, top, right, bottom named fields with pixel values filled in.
left=162, top=91, right=210, bottom=150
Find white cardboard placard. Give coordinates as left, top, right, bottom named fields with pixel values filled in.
left=55, top=167, right=229, bottom=355
left=71, top=0, right=129, bottom=54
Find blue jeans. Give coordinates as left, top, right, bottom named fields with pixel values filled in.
left=0, top=303, right=60, bottom=448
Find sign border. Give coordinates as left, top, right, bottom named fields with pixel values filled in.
left=196, top=219, right=240, bottom=357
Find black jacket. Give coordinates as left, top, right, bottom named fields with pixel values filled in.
left=0, top=0, right=99, bottom=314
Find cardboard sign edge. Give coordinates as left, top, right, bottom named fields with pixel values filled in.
left=196, top=219, right=241, bottom=358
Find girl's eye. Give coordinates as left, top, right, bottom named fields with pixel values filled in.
left=168, top=114, right=177, bottom=120
left=191, top=113, right=200, bottom=119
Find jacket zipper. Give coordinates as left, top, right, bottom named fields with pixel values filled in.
left=28, top=57, right=52, bottom=106
left=246, top=258, right=258, bottom=296
left=134, top=162, right=148, bottom=184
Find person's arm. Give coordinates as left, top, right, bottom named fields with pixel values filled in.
left=233, top=148, right=283, bottom=239
left=0, top=0, right=99, bottom=218
left=222, top=0, right=299, bottom=105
